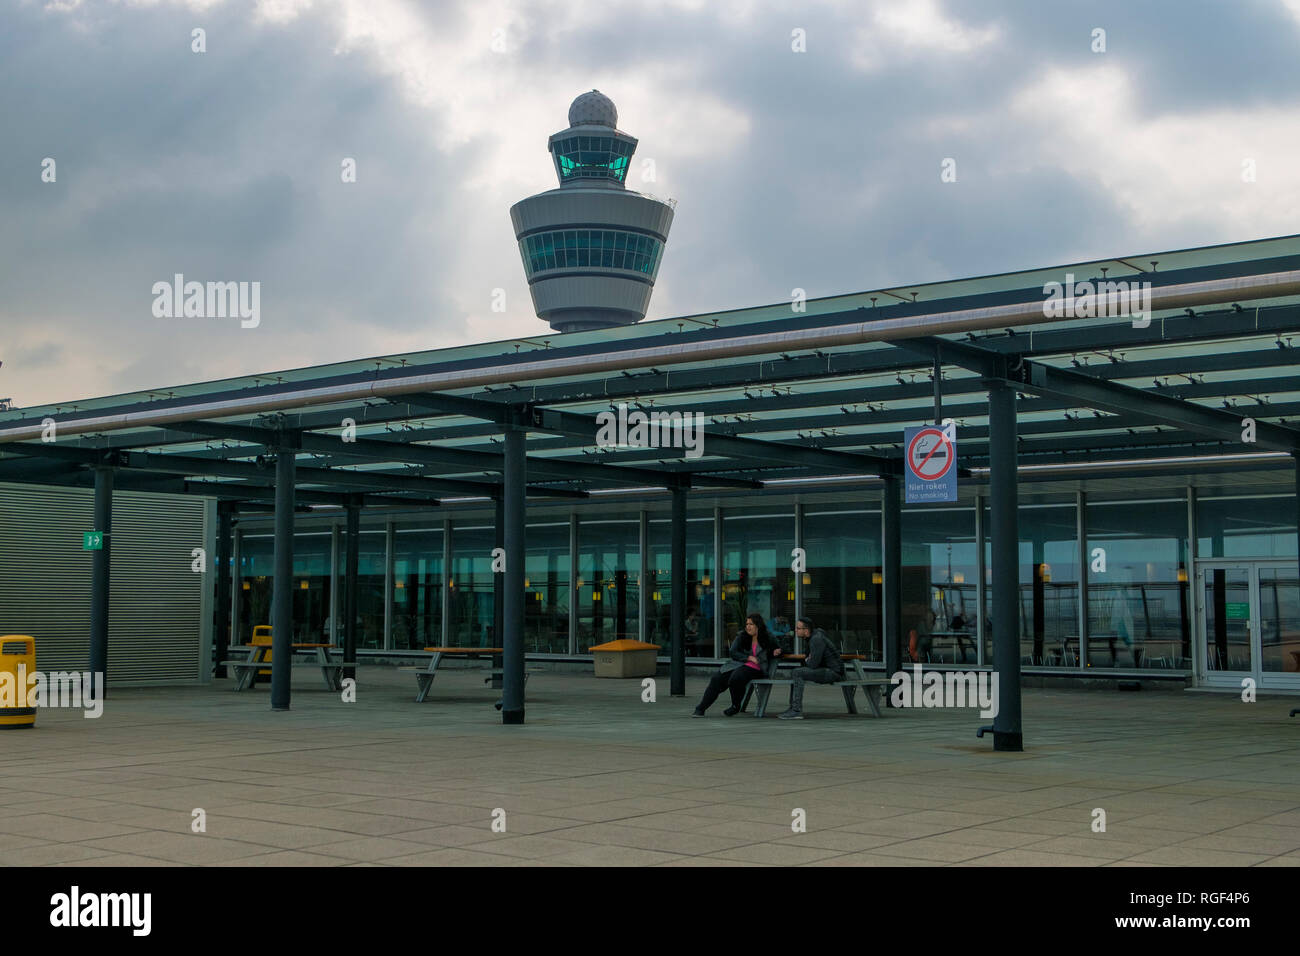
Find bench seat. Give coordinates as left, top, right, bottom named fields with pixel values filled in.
left=740, top=655, right=889, bottom=718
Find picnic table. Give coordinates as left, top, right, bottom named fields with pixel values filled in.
left=225, top=642, right=344, bottom=692
left=414, top=647, right=507, bottom=703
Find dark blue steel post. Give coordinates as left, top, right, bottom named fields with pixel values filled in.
left=343, top=499, right=359, bottom=682
left=271, top=446, right=296, bottom=711
left=88, top=465, right=113, bottom=696
left=881, top=473, right=902, bottom=692
left=214, top=504, right=233, bottom=678
left=493, top=496, right=505, bottom=659
left=670, top=485, right=686, bottom=696
left=501, top=427, right=526, bottom=724
left=985, top=380, right=1023, bottom=751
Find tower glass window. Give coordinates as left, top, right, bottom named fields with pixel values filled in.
left=552, top=135, right=634, bottom=182
left=519, top=230, right=665, bottom=279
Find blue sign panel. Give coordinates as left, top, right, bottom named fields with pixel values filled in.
left=904, top=425, right=957, bottom=503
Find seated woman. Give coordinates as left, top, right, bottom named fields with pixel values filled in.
left=692, top=613, right=781, bottom=717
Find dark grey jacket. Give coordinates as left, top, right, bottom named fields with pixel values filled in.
left=804, top=628, right=844, bottom=678
left=719, top=632, right=776, bottom=674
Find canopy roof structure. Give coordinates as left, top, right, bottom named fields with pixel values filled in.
left=3, top=232, right=1300, bottom=508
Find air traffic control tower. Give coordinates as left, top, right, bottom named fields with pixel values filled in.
left=510, top=90, right=675, bottom=333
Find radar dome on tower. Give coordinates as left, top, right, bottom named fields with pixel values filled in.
left=568, top=89, right=618, bottom=128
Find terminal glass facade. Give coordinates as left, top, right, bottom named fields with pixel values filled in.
left=231, top=486, right=1296, bottom=680
left=720, top=507, right=796, bottom=651
left=392, top=527, right=442, bottom=651
left=577, top=516, right=640, bottom=650
left=802, top=508, right=881, bottom=658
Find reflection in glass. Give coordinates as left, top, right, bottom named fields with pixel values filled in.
left=906, top=506, right=978, bottom=666
left=1258, top=567, right=1300, bottom=674
left=1087, top=500, right=1189, bottom=669
left=803, top=509, right=881, bottom=659
left=448, top=525, right=496, bottom=648
left=392, top=528, right=442, bottom=650
left=577, top=518, right=640, bottom=649
left=525, top=521, right=570, bottom=654
left=647, top=515, right=715, bottom=657
left=721, top=509, right=795, bottom=654
left=1204, top=568, right=1252, bottom=672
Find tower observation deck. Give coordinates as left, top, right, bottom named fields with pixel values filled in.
left=510, top=90, right=675, bottom=333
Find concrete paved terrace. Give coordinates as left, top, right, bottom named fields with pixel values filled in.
left=2, top=667, right=1299, bottom=867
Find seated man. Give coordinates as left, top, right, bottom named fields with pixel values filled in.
left=779, top=617, right=844, bottom=719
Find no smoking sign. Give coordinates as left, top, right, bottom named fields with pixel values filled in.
left=904, top=424, right=957, bottom=503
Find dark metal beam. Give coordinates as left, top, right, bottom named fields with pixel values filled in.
left=344, top=498, right=360, bottom=683
left=501, top=426, right=526, bottom=725
left=215, top=505, right=233, bottom=679
left=89, top=466, right=112, bottom=697
left=670, top=485, right=686, bottom=697
left=889, top=336, right=1300, bottom=452
left=403, top=393, right=900, bottom=476
left=984, top=380, right=1023, bottom=752
left=175, top=417, right=755, bottom=490
left=881, top=474, right=901, bottom=685
left=271, top=442, right=295, bottom=711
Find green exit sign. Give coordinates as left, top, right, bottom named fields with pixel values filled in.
left=1225, top=602, right=1250, bottom=620
left=82, top=531, right=104, bottom=551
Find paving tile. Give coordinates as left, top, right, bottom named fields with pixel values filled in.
left=1120, top=846, right=1273, bottom=866
left=457, top=835, right=601, bottom=859
left=546, top=844, right=689, bottom=867
left=211, top=850, right=352, bottom=866
left=0, top=814, right=147, bottom=843
left=961, top=849, right=1108, bottom=866
left=3, top=671, right=1298, bottom=868
left=78, top=832, right=272, bottom=864
left=0, top=843, right=120, bottom=865
left=710, top=842, right=851, bottom=865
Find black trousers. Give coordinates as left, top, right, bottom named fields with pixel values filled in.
left=698, top=666, right=760, bottom=712
left=789, top=666, right=839, bottom=710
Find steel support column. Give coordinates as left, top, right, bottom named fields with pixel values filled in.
left=670, top=485, right=687, bottom=696
left=501, top=427, right=526, bottom=724
left=214, top=503, right=234, bottom=678
left=88, top=466, right=113, bottom=696
left=983, top=381, right=1023, bottom=750
left=881, top=474, right=902, bottom=686
left=494, top=497, right=505, bottom=651
left=344, top=499, right=360, bottom=682
left=1076, top=491, right=1088, bottom=670
left=270, top=447, right=296, bottom=711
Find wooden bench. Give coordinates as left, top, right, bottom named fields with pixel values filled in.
left=742, top=655, right=890, bottom=718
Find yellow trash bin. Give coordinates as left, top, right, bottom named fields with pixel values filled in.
left=251, top=625, right=273, bottom=680
left=590, top=639, right=661, bottom=678
left=0, top=635, right=37, bottom=729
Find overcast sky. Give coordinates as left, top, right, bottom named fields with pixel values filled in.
left=4, top=0, right=1300, bottom=408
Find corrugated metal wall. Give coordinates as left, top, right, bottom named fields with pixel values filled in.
left=0, top=482, right=208, bottom=683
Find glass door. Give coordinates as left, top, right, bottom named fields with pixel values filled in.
left=1199, top=562, right=1300, bottom=689
left=1200, top=564, right=1252, bottom=683
left=1257, top=564, right=1300, bottom=689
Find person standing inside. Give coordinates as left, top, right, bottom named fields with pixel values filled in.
left=779, top=617, right=844, bottom=719
left=692, top=613, right=781, bottom=717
